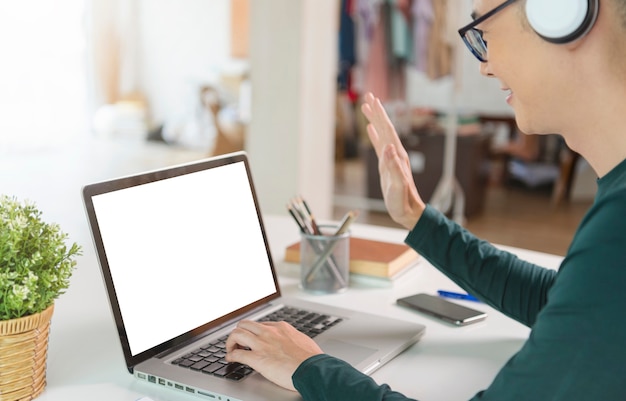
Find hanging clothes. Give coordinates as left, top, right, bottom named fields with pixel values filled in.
left=351, top=0, right=381, bottom=97
left=362, top=0, right=412, bottom=102
left=387, top=0, right=411, bottom=101
left=391, top=0, right=412, bottom=61
left=411, top=0, right=434, bottom=74
left=343, top=0, right=454, bottom=102
left=363, top=1, right=390, bottom=101
left=427, top=0, right=453, bottom=79
left=338, top=0, right=356, bottom=92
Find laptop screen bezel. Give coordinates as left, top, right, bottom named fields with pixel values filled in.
left=81, top=151, right=282, bottom=370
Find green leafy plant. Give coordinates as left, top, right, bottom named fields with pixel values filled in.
left=0, top=195, right=81, bottom=320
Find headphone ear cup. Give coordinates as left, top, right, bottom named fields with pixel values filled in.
left=525, top=0, right=599, bottom=44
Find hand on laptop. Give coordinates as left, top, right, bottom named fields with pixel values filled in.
left=361, top=92, right=425, bottom=230
left=225, top=319, right=323, bottom=391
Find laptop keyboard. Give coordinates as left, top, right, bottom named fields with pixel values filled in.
left=171, top=306, right=343, bottom=381
left=257, top=306, right=343, bottom=336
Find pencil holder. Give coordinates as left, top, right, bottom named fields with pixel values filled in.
left=300, top=225, right=350, bottom=294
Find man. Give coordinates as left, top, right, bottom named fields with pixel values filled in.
left=226, top=1, right=626, bottom=399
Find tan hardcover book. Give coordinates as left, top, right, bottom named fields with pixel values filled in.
left=284, top=237, right=419, bottom=279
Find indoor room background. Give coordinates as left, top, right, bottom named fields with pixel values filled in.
left=1, top=0, right=595, bottom=255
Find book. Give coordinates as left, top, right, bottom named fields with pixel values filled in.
left=284, top=237, right=419, bottom=279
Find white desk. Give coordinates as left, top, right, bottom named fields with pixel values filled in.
left=34, top=213, right=562, bottom=401
left=1, top=141, right=563, bottom=401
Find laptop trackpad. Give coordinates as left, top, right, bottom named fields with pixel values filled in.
left=318, top=339, right=377, bottom=365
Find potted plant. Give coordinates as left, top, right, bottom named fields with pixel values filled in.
left=0, top=195, right=81, bottom=400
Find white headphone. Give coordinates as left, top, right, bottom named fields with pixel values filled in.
left=525, top=0, right=600, bottom=43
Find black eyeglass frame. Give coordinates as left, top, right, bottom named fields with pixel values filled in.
left=457, top=0, right=519, bottom=62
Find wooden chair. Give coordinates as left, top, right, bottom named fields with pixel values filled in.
left=551, top=148, right=581, bottom=206
left=478, top=115, right=581, bottom=205
left=201, top=85, right=245, bottom=156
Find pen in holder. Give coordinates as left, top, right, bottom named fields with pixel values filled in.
left=300, top=225, right=350, bottom=294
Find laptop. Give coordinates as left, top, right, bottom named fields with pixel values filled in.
left=82, top=151, right=425, bottom=401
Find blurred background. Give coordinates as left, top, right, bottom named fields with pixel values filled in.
left=0, top=0, right=595, bottom=255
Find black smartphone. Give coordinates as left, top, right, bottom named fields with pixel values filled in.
left=397, top=293, right=487, bottom=326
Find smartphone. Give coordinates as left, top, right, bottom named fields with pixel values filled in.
left=397, top=293, right=487, bottom=326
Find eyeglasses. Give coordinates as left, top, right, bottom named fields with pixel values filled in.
left=458, top=0, right=518, bottom=62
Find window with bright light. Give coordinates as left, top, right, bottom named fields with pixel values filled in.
left=0, top=0, right=88, bottom=151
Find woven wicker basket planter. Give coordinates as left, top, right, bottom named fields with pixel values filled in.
left=0, top=305, right=54, bottom=401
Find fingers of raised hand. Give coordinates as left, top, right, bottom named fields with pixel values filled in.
left=361, top=93, right=406, bottom=156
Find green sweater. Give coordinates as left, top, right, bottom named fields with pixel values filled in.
left=293, top=158, right=626, bottom=400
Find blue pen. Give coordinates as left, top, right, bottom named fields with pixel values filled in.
left=437, top=290, right=480, bottom=302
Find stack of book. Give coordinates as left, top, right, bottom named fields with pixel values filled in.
left=284, top=237, right=419, bottom=280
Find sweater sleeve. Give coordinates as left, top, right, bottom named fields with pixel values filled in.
left=405, top=205, right=556, bottom=327
left=293, top=354, right=419, bottom=401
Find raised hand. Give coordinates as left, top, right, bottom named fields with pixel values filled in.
left=361, top=92, right=425, bottom=229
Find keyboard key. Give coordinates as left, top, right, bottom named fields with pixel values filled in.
left=202, top=362, right=226, bottom=374
left=214, top=362, right=244, bottom=377
left=190, top=360, right=211, bottom=371
left=226, top=371, right=245, bottom=381
left=178, top=359, right=195, bottom=368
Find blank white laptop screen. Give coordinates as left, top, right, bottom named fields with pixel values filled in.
left=91, top=161, right=278, bottom=356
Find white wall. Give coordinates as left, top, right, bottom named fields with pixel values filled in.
left=137, top=0, right=233, bottom=125
left=246, top=0, right=338, bottom=219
